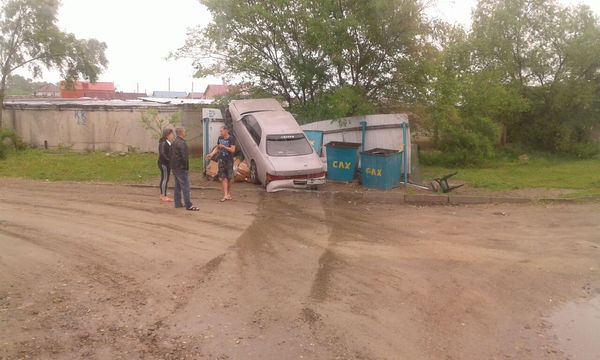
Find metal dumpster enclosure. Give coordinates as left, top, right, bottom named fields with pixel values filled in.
left=325, top=141, right=361, bottom=182
left=301, top=114, right=411, bottom=175
left=360, top=148, right=403, bottom=190
left=304, top=130, right=324, bottom=156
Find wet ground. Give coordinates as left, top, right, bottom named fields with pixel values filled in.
left=1, top=179, right=599, bottom=359
left=549, top=295, right=600, bottom=359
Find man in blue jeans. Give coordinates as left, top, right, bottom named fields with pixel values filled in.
left=170, top=127, right=199, bottom=211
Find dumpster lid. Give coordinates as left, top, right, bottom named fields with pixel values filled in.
left=325, top=141, right=362, bottom=149
left=362, top=148, right=401, bottom=156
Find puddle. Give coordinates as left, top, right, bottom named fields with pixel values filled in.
left=548, top=296, right=600, bottom=359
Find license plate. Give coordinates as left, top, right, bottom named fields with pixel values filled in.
left=306, top=178, right=325, bottom=185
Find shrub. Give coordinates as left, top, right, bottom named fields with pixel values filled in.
left=496, top=143, right=530, bottom=160
left=436, top=116, right=500, bottom=167
left=291, top=86, right=375, bottom=124
left=0, top=129, right=26, bottom=150
left=0, top=129, right=26, bottom=159
left=139, top=109, right=180, bottom=140
left=419, top=149, right=444, bottom=166
left=563, top=142, right=600, bottom=159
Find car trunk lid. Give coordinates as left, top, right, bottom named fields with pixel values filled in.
left=267, top=154, right=324, bottom=176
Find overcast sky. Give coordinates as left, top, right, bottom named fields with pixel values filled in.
left=21, top=0, right=600, bottom=94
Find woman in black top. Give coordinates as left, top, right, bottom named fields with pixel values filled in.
left=158, top=128, right=175, bottom=202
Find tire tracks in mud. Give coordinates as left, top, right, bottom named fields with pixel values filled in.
left=0, top=226, right=157, bottom=359
left=309, top=199, right=399, bottom=303
left=0, top=180, right=260, bottom=360
left=5, top=179, right=597, bottom=359
left=154, top=193, right=365, bottom=359
left=155, top=193, right=405, bottom=359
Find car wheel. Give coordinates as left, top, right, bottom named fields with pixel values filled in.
left=250, top=160, right=260, bottom=185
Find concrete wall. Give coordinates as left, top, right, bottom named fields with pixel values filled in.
left=1, top=103, right=205, bottom=154
left=179, top=105, right=204, bottom=155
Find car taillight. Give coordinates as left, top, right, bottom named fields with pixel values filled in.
left=266, top=172, right=325, bottom=183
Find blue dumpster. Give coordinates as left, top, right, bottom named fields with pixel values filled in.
left=304, top=130, right=324, bottom=156
left=360, top=148, right=404, bottom=190
left=325, top=142, right=361, bottom=182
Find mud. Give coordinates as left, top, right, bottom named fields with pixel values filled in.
left=1, top=179, right=600, bottom=359
left=548, top=295, right=600, bottom=359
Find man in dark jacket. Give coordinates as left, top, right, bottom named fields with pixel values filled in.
left=170, top=127, right=199, bottom=211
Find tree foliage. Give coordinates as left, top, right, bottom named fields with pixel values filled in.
left=140, top=109, right=180, bottom=140
left=0, top=0, right=108, bottom=126
left=177, top=0, right=600, bottom=159
left=470, top=0, right=600, bottom=151
left=0, top=127, right=25, bottom=159
left=5, top=74, right=54, bottom=95
left=175, top=0, right=426, bottom=122
left=421, top=0, right=600, bottom=162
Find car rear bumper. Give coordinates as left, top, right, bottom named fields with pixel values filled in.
left=266, top=176, right=326, bottom=193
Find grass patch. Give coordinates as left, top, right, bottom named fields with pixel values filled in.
left=420, top=155, right=600, bottom=194
left=2, top=149, right=598, bottom=198
left=561, top=189, right=600, bottom=200
left=0, top=149, right=204, bottom=183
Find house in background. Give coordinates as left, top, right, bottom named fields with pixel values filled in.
left=34, top=84, right=60, bottom=97
left=202, top=84, right=230, bottom=100
left=61, top=81, right=116, bottom=99
left=152, top=91, right=187, bottom=99
left=187, top=92, right=204, bottom=99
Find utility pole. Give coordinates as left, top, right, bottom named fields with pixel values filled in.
left=168, top=78, right=171, bottom=92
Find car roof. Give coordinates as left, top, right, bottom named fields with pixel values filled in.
left=229, top=98, right=284, bottom=120
left=252, top=111, right=303, bottom=135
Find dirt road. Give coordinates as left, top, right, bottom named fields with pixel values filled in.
left=1, top=179, right=599, bottom=359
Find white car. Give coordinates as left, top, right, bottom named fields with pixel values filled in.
left=229, top=99, right=326, bottom=191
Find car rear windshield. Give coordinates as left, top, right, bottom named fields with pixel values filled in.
left=266, top=133, right=313, bottom=157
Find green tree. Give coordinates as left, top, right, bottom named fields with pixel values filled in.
left=4, top=74, right=53, bottom=96
left=416, top=21, right=526, bottom=164
left=140, top=109, right=180, bottom=140
left=422, top=0, right=600, bottom=160
left=174, top=0, right=426, bottom=121
left=290, top=85, right=375, bottom=123
left=471, top=0, right=600, bottom=151
left=5, top=73, right=34, bottom=95
left=0, top=0, right=108, bottom=126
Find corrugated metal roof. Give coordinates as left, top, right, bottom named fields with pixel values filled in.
left=301, top=114, right=409, bottom=131
left=3, top=99, right=177, bottom=109
left=140, top=97, right=213, bottom=105
left=151, top=91, right=188, bottom=98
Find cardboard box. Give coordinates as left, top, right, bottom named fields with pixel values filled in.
left=234, top=160, right=250, bottom=182
left=206, top=160, right=218, bottom=178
